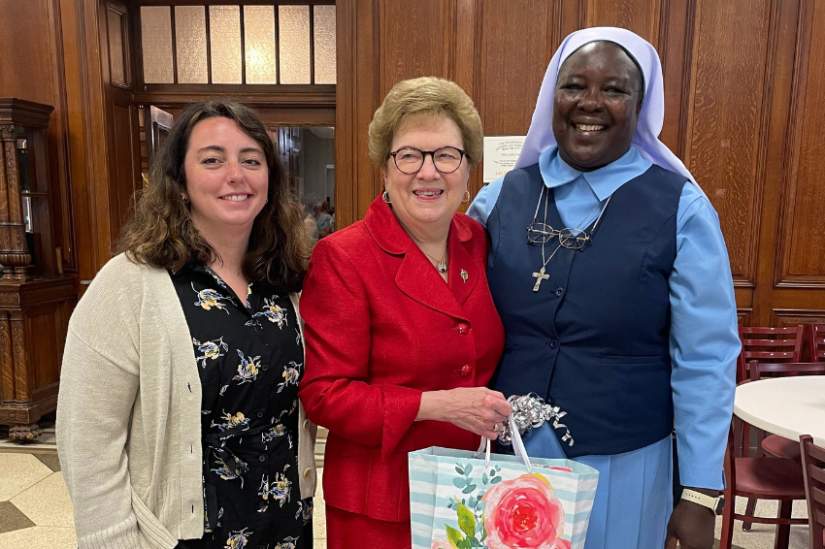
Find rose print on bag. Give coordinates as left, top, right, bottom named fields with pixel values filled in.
left=482, top=473, right=566, bottom=549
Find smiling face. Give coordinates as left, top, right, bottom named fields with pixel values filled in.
left=382, top=113, right=470, bottom=235
left=552, top=41, right=643, bottom=171
left=183, top=116, right=269, bottom=242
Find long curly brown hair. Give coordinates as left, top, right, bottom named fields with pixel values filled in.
left=120, top=101, right=309, bottom=291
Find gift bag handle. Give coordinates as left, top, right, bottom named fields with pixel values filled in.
left=476, top=416, right=533, bottom=472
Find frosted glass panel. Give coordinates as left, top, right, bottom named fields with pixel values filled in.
left=140, top=6, right=174, bottom=83
left=278, top=5, right=310, bottom=84
left=107, top=9, right=126, bottom=85
left=175, top=6, right=208, bottom=84
left=209, top=5, right=242, bottom=84
left=313, top=5, right=336, bottom=84
left=244, top=6, right=277, bottom=84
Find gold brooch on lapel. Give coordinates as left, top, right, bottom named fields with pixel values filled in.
left=460, top=269, right=469, bottom=283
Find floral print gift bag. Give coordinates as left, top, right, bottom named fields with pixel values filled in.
left=408, top=418, right=598, bottom=549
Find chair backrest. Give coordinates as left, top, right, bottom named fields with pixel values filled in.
left=810, top=324, right=825, bottom=362
left=800, top=434, right=825, bottom=549
left=738, top=326, right=805, bottom=380
left=748, top=361, right=825, bottom=381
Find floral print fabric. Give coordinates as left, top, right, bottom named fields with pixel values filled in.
left=171, top=263, right=311, bottom=549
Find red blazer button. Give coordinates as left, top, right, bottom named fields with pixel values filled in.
left=460, top=364, right=471, bottom=376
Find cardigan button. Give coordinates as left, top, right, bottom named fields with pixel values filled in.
left=459, top=364, right=471, bottom=377
left=456, top=322, right=470, bottom=335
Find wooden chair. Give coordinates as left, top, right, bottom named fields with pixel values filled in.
left=800, top=434, right=825, bottom=549
left=737, top=326, right=805, bottom=382
left=808, top=324, right=825, bottom=362
left=719, top=418, right=807, bottom=549
left=749, top=361, right=825, bottom=380
left=740, top=362, right=825, bottom=530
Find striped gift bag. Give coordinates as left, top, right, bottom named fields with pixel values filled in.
left=408, top=419, right=598, bottom=549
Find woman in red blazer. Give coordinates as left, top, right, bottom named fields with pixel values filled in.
left=299, top=77, right=511, bottom=548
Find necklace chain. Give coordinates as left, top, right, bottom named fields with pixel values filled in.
left=420, top=247, right=448, bottom=274
left=528, top=186, right=612, bottom=292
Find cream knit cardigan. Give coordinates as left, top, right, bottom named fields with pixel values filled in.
left=57, top=253, right=317, bottom=549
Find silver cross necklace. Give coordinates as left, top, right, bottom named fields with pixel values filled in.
left=528, top=186, right=613, bottom=292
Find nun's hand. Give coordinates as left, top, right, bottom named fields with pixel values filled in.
left=664, top=492, right=716, bottom=549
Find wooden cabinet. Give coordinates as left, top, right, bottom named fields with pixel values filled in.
left=0, top=98, right=76, bottom=441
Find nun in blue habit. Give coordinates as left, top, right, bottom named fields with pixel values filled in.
left=469, top=27, right=740, bottom=549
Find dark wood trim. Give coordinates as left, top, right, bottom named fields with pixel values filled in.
left=239, top=2, right=246, bottom=84
left=774, top=0, right=814, bottom=288
left=0, top=100, right=53, bottom=127
left=132, top=85, right=334, bottom=106
left=549, top=0, right=562, bottom=52
left=121, top=2, right=133, bottom=87
left=747, top=0, right=784, bottom=291
left=48, top=0, right=77, bottom=271
left=677, top=0, right=697, bottom=160
left=205, top=4, right=213, bottom=84
left=309, top=4, right=316, bottom=85
left=169, top=4, right=179, bottom=83
left=771, top=308, right=825, bottom=325
left=130, top=2, right=146, bottom=89
left=105, top=2, right=132, bottom=89
left=274, top=2, right=281, bottom=84
left=776, top=280, right=825, bottom=290
left=752, top=0, right=807, bottom=322
left=136, top=0, right=333, bottom=5
left=334, top=0, right=356, bottom=229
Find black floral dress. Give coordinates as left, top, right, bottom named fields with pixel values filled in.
left=170, top=263, right=312, bottom=549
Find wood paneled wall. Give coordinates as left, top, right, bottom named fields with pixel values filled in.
left=1, top=0, right=823, bottom=327
left=335, top=0, right=825, bottom=326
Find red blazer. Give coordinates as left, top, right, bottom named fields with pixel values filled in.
left=299, top=196, right=504, bottom=522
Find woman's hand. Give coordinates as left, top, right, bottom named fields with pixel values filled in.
left=416, top=387, right=512, bottom=440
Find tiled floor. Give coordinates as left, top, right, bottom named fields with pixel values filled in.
left=0, top=446, right=77, bottom=548
left=0, top=424, right=329, bottom=548
left=0, top=429, right=811, bottom=549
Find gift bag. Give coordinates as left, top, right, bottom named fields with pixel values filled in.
left=408, top=418, right=598, bottom=549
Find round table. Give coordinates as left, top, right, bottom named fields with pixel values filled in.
left=734, top=375, right=825, bottom=447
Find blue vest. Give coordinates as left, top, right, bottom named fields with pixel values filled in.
left=487, top=163, right=686, bottom=457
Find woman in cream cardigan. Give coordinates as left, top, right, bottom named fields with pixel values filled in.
left=57, top=101, right=316, bottom=549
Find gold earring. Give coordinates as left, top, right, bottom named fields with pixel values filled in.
left=462, top=190, right=471, bottom=204
left=382, top=190, right=391, bottom=204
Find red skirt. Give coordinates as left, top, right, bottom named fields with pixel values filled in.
left=326, top=506, right=411, bottom=549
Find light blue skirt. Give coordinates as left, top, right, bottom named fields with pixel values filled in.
left=523, top=425, right=673, bottom=549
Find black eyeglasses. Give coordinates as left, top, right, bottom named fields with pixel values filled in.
left=389, top=146, right=467, bottom=175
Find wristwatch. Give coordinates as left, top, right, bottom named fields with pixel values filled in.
left=681, top=489, right=725, bottom=515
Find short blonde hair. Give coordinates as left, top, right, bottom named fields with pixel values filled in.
left=368, top=77, right=483, bottom=168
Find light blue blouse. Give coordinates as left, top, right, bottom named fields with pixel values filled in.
left=469, top=145, right=740, bottom=489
